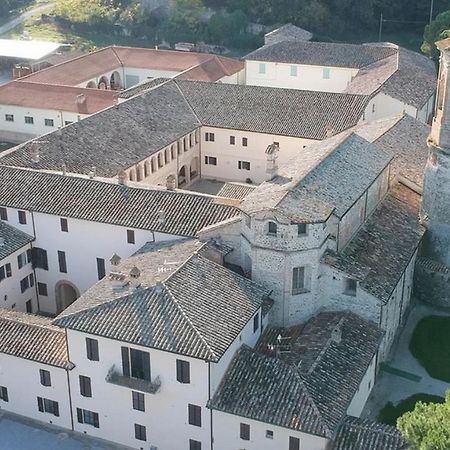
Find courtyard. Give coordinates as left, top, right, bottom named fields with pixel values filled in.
left=362, top=303, right=450, bottom=422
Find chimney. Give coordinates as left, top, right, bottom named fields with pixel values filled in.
left=76, top=94, right=88, bottom=114
left=30, top=143, right=40, bottom=164
left=158, top=210, right=166, bottom=226
left=129, top=266, right=141, bottom=279
left=62, top=163, right=67, bottom=176
left=88, top=166, right=96, bottom=179
left=166, top=174, right=176, bottom=191
left=325, top=126, right=335, bottom=138
left=118, top=170, right=127, bottom=185
left=265, top=142, right=279, bottom=180
left=110, top=253, right=121, bottom=266
left=331, top=321, right=343, bottom=344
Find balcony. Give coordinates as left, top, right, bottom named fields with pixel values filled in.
left=105, top=365, right=161, bottom=394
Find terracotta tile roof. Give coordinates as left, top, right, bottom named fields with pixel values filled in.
left=245, top=40, right=397, bottom=68
left=0, top=166, right=240, bottom=238
left=0, top=310, right=72, bottom=369
left=323, top=183, right=425, bottom=303
left=331, top=416, right=408, bottom=450
left=210, top=312, right=381, bottom=437
left=54, top=253, right=271, bottom=362
left=0, top=81, right=118, bottom=114
left=0, top=220, right=34, bottom=260
left=22, top=46, right=243, bottom=86
left=175, top=55, right=243, bottom=82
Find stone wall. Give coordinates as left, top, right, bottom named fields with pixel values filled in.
left=414, top=257, right=450, bottom=308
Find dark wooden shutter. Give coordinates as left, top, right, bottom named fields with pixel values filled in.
left=37, top=397, right=44, bottom=412
left=142, top=352, right=151, bottom=381
left=53, top=401, right=59, bottom=417
left=93, top=412, right=99, bottom=428
left=289, top=437, right=300, bottom=450
left=240, top=423, right=250, bottom=440
left=121, top=347, right=130, bottom=377
left=76, top=408, right=83, bottom=423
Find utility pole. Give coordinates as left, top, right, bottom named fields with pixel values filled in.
left=429, top=0, right=434, bottom=25
left=378, top=13, right=383, bottom=42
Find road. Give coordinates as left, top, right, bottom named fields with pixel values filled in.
left=0, top=2, right=55, bottom=36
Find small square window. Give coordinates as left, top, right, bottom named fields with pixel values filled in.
left=204, top=156, right=217, bottom=166
left=24, top=116, right=34, bottom=125
left=290, top=65, right=298, bottom=76
left=38, top=282, right=48, bottom=296
left=238, top=160, right=250, bottom=171
left=258, top=63, right=266, bottom=74
left=5, top=114, right=13, bottom=122
left=230, top=136, right=235, bottom=145
left=343, top=278, right=357, bottom=296
left=297, top=223, right=307, bottom=236
left=45, top=118, right=54, bottom=127
left=127, top=230, right=135, bottom=244
left=323, top=68, right=331, bottom=79
left=266, top=429, right=274, bottom=439
left=267, top=221, right=277, bottom=235
left=0, top=207, right=7, bottom=221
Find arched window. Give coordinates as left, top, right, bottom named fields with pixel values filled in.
left=267, top=221, right=277, bottom=236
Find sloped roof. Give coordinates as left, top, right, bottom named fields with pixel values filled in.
left=54, top=253, right=271, bottom=362
left=0, top=220, right=34, bottom=261
left=210, top=311, right=381, bottom=436
left=264, top=23, right=313, bottom=44
left=22, top=46, right=243, bottom=86
left=0, top=81, right=118, bottom=114
left=331, top=416, right=408, bottom=450
left=242, top=133, right=391, bottom=222
left=0, top=81, right=201, bottom=177
left=245, top=40, right=397, bottom=68
left=323, top=183, right=425, bottom=303
left=0, top=166, right=239, bottom=237
left=0, top=310, right=72, bottom=369
left=176, top=80, right=370, bottom=140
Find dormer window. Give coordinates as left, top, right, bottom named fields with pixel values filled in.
left=343, top=278, right=357, bottom=296
left=297, top=223, right=307, bottom=236
left=267, top=221, right=277, bottom=236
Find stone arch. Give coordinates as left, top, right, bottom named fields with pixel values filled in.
left=178, top=165, right=188, bottom=187
left=98, top=75, right=109, bottom=90
left=110, top=71, right=122, bottom=90
left=86, top=80, right=96, bottom=89
left=190, top=156, right=199, bottom=180
left=55, top=280, right=79, bottom=313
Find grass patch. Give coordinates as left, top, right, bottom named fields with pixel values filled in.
left=410, top=315, right=450, bottom=382
left=378, top=393, right=445, bottom=426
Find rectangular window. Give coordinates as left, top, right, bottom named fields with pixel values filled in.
left=253, top=313, right=259, bottom=333
left=44, top=118, right=54, bottom=127
left=32, top=248, right=48, bottom=270
left=258, top=63, right=266, bottom=74
left=240, top=423, right=250, bottom=440
left=96, top=258, right=106, bottom=280
left=24, top=116, right=34, bottom=125
left=60, top=218, right=68, bottom=232
left=18, top=210, right=26, bottom=224
left=121, top=347, right=151, bottom=381
left=5, top=114, right=14, bottom=122
left=86, top=338, right=99, bottom=361
left=76, top=408, right=99, bottom=428
left=127, top=230, right=135, bottom=244
left=190, top=440, right=201, bottom=450
left=37, top=397, right=59, bottom=416
left=343, top=278, right=357, bottom=296
left=176, top=359, right=190, bottom=384
left=204, top=156, right=217, bottom=166
left=238, top=161, right=251, bottom=171
left=242, top=137, right=248, bottom=147
left=17, top=252, right=27, bottom=269
left=292, top=267, right=305, bottom=295
left=266, top=429, right=274, bottom=439
left=38, top=282, right=48, bottom=296
left=0, top=386, right=8, bottom=402
left=205, top=132, right=215, bottom=142
left=0, top=207, right=7, bottom=221
left=132, top=391, right=145, bottom=412
left=134, top=423, right=147, bottom=441
left=229, top=136, right=235, bottom=145
left=58, top=250, right=67, bottom=273
left=289, top=436, right=300, bottom=450
left=297, top=223, right=307, bottom=236
left=188, top=404, right=201, bottom=427
left=79, top=375, right=92, bottom=398
left=5, top=263, right=12, bottom=278
left=40, top=369, right=51, bottom=387
left=26, top=299, right=32, bottom=313
left=290, top=65, right=298, bottom=76
left=323, top=68, right=331, bottom=79
left=20, top=276, right=30, bottom=293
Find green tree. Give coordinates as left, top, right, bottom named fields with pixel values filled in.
left=397, top=390, right=450, bottom=450
left=422, top=11, right=450, bottom=58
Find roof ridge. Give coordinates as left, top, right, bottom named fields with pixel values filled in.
left=162, top=280, right=217, bottom=360
left=172, top=79, right=202, bottom=124
left=342, top=417, right=402, bottom=436
left=0, top=311, right=62, bottom=333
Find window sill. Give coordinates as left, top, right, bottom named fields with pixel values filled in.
left=292, top=289, right=310, bottom=296
left=343, top=291, right=357, bottom=297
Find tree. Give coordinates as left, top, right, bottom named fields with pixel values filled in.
left=397, top=390, right=450, bottom=450
left=422, top=11, right=450, bottom=58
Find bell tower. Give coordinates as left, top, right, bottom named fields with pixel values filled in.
left=422, top=38, right=450, bottom=265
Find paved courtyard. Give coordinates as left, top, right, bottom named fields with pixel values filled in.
left=362, top=303, right=450, bottom=420
left=0, top=411, right=127, bottom=450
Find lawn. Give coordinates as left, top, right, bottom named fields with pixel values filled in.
left=410, top=315, right=450, bottom=382
left=378, top=393, right=445, bottom=426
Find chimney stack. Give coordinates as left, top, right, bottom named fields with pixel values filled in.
left=62, top=163, right=67, bottom=176
left=30, top=143, right=40, bottom=164
left=265, top=142, right=280, bottom=180
left=110, top=253, right=121, bottom=266
left=325, top=126, right=335, bottom=139
left=158, top=210, right=166, bottom=226
left=331, top=320, right=344, bottom=344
